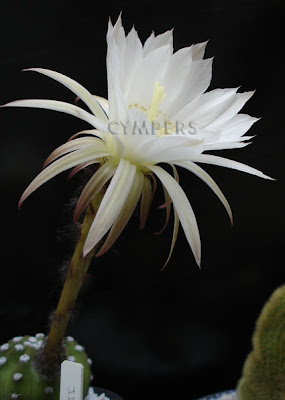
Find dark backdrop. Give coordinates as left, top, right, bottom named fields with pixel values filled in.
left=0, top=1, right=284, bottom=399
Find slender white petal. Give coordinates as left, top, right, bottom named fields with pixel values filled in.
left=19, top=144, right=109, bottom=208
left=140, top=176, right=153, bottom=230
left=202, top=141, right=251, bottom=151
left=73, top=161, right=117, bottom=222
left=24, top=68, right=108, bottom=121
left=43, top=137, right=103, bottom=168
left=174, top=160, right=233, bottom=224
left=68, top=161, right=99, bottom=180
left=83, top=159, right=137, bottom=256
left=156, top=163, right=179, bottom=235
left=162, top=207, right=179, bottom=270
left=93, top=95, right=109, bottom=117
left=189, top=154, right=274, bottom=180
left=97, top=171, right=144, bottom=256
left=156, top=184, right=172, bottom=235
left=3, top=99, right=108, bottom=131
left=149, top=173, right=157, bottom=199
left=149, top=165, right=201, bottom=266
left=160, top=164, right=180, bottom=267
left=68, top=129, right=107, bottom=142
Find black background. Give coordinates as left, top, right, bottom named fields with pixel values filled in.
left=0, top=0, right=284, bottom=399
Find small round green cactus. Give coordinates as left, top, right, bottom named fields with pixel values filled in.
left=237, top=284, right=285, bottom=400
left=0, top=334, right=92, bottom=399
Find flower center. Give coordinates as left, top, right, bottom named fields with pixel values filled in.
left=128, top=82, right=175, bottom=137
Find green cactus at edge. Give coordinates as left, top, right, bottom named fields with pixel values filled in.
left=237, top=284, right=285, bottom=400
left=0, top=334, right=92, bottom=399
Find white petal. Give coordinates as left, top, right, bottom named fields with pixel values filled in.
left=173, top=88, right=239, bottom=128
left=107, top=14, right=125, bottom=48
left=156, top=184, right=172, bottom=235
left=136, top=135, right=203, bottom=164
left=3, top=99, right=108, bottom=131
left=205, top=91, right=255, bottom=130
left=107, top=79, right=128, bottom=122
left=83, top=159, right=137, bottom=256
left=174, top=160, right=233, bottom=224
left=167, top=58, right=213, bottom=118
left=92, top=95, right=109, bottom=117
left=118, top=109, right=155, bottom=153
left=96, top=171, right=144, bottom=256
left=143, top=29, right=173, bottom=56
left=69, top=129, right=107, bottom=142
left=162, top=47, right=193, bottom=110
left=107, top=40, right=123, bottom=113
left=162, top=207, right=179, bottom=269
left=148, top=165, right=201, bottom=266
left=189, top=154, right=274, bottom=180
left=19, top=144, right=109, bottom=208
left=127, top=45, right=171, bottom=105
left=24, top=69, right=108, bottom=121
left=161, top=165, right=180, bottom=267
left=43, top=137, right=102, bottom=168
left=73, top=161, right=116, bottom=222
left=120, top=27, right=143, bottom=98
left=202, top=141, right=251, bottom=151
left=216, top=114, right=259, bottom=142
left=191, top=41, right=208, bottom=60
left=68, top=161, right=99, bottom=180
left=140, top=176, right=153, bottom=229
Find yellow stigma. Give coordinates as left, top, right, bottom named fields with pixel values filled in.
left=148, top=82, right=166, bottom=122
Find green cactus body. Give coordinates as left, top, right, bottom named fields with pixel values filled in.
left=237, top=284, right=285, bottom=400
left=0, top=334, right=92, bottom=399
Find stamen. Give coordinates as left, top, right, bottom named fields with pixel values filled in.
left=148, top=82, right=166, bottom=122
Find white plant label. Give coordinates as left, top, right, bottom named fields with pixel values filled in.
left=60, top=360, right=84, bottom=400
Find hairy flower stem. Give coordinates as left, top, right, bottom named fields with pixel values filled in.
left=37, top=189, right=105, bottom=377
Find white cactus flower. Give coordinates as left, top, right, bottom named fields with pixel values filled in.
left=3, top=15, right=272, bottom=267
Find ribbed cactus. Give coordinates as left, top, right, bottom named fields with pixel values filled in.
left=0, top=334, right=92, bottom=399
left=237, top=284, right=285, bottom=399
